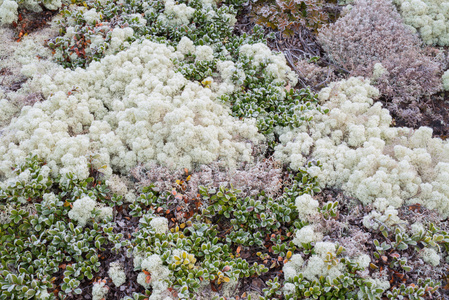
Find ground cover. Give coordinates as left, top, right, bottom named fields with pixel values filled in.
left=0, top=0, right=449, bottom=299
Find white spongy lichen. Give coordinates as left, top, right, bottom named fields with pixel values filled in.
left=106, top=174, right=128, bottom=196
left=67, top=196, right=113, bottom=227
left=292, top=224, right=323, bottom=247
left=362, top=206, right=405, bottom=230
left=394, top=0, right=449, bottom=45
left=0, top=0, right=18, bottom=25
left=284, top=242, right=344, bottom=282
left=283, top=254, right=304, bottom=280
left=150, top=217, right=169, bottom=234
left=239, top=43, right=298, bottom=86
left=0, top=39, right=263, bottom=181
left=138, top=254, right=172, bottom=300
left=301, top=242, right=344, bottom=281
left=356, top=254, right=371, bottom=269
left=67, top=196, right=97, bottom=227
left=420, top=247, right=440, bottom=266
left=157, top=0, right=195, bottom=26
left=177, top=36, right=196, bottom=55
left=295, top=194, right=320, bottom=221
left=108, top=261, right=127, bottom=287
left=195, top=45, right=214, bottom=62
left=443, top=69, right=449, bottom=91
left=92, top=281, right=108, bottom=300
left=0, top=0, right=62, bottom=25
left=411, top=222, right=425, bottom=235
left=275, top=77, right=449, bottom=218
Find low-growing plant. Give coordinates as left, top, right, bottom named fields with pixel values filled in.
left=250, top=0, right=330, bottom=37
left=0, top=156, right=122, bottom=299
left=128, top=209, right=268, bottom=298
left=318, top=0, right=442, bottom=126
left=47, top=0, right=254, bottom=69
left=386, top=278, right=440, bottom=299
left=261, top=256, right=376, bottom=299
left=219, top=56, right=324, bottom=139
left=124, top=163, right=330, bottom=298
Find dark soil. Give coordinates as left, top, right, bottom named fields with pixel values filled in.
left=12, top=6, right=59, bottom=41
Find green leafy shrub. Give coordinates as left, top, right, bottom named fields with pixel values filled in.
left=261, top=250, right=380, bottom=300
left=0, top=156, right=122, bottom=299
left=47, top=0, right=247, bottom=69
left=124, top=163, right=326, bottom=298
left=129, top=209, right=267, bottom=299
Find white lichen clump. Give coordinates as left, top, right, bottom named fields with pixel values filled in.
left=0, top=0, right=62, bottom=25
left=0, top=39, right=262, bottom=181
left=295, top=194, right=320, bottom=221
left=106, top=174, right=128, bottom=196
left=356, top=254, right=371, bottom=269
left=109, top=27, right=134, bottom=52
left=68, top=196, right=113, bottom=227
left=283, top=254, right=304, bottom=280
left=150, top=217, right=169, bottom=234
left=362, top=206, right=405, bottom=230
left=394, top=0, right=449, bottom=45
left=442, top=69, right=449, bottom=91
left=108, top=261, right=127, bottom=287
left=92, top=280, right=109, bottom=300
left=371, top=62, right=389, bottom=82
left=283, top=242, right=344, bottom=282
left=137, top=254, right=172, bottom=299
left=302, top=242, right=343, bottom=281
left=411, top=222, right=425, bottom=235
left=292, top=224, right=323, bottom=247
left=0, top=0, right=19, bottom=25
left=275, top=77, right=449, bottom=218
left=239, top=43, right=298, bottom=86
left=0, top=26, right=59, bottom=129
left=157, top=0, right=195, bottom=26
left=420, top=247, right=440, bottom=266
left=195, top=45, right=214, bottom=62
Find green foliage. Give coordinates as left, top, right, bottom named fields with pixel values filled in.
left=371, top=221, right=449, bottom=270
left=251, top=0, right=330, bottom=37
left=199, top=185, right=298, bottom=247
left=219, top=56, right=323, bottom=138
left=125, top=164, right=328, bottom=298
left=0, top=156, right=52, bottom=204
left=47, top=0, right=249, bottom=69
left=283, top=161, right=323, bottom=200
left=366, top=220, right=447, bottom=299
left=0, top=156, right=121, bottom=299
left=261, top=257, right=372, bottom=299
left=129, top=184, right=170, bottom=218
left=386, top=278, right=439, bottom=300
left=129, top=209, right=267, bottom=298
left=319, top=200, right=339, bottom=219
